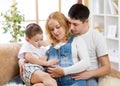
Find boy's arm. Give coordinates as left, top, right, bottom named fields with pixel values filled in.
left=39, top=55, right=47, bottom=61
left=24, top=52, right=58, bottom=66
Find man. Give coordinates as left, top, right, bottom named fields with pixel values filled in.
left=68, top=3, right=110, bottom=86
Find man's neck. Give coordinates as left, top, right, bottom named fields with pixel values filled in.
left=79, top=26, right=89, bottom=35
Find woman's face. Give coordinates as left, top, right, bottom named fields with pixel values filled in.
left=48, top=19, right=66, bottom=42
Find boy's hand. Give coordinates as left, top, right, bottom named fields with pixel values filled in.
left=47, top=59, right=59, bottom=66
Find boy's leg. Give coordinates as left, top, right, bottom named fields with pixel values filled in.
left=31, top=70, right=57, bottom=86
left=33, top=83, right=45, bottom=86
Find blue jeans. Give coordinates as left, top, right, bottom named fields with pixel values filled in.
left=87, top=78, right=98, bottom=86
left=56, top=75, right=86, bottom=86
left=8, top=75, right=24, bottom=84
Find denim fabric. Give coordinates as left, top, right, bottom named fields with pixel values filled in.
left=47, top=36, right=87, bottom=86
left=8, top=75, right=24, bottom=84
left=56, top=75, right=86, bottom=86
left=86, top=78, right=98, bottom=86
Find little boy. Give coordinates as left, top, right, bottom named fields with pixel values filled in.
left=18, top=23, right=58, bottom=86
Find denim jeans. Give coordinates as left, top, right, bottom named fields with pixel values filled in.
left=87, top=78, right=98, bottom=86
left=8, top=75, right=24, bottom=84
left=56, top=75, right=86, bottom=86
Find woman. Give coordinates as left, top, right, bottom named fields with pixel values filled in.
left=45, top=11, right=90, bottom=86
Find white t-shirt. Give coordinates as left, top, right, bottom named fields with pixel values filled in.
left=18, top=41, right=48, bottom=59
left=81, top=28, right=108, bottom=70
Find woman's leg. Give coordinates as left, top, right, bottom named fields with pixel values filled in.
left=31, top=70, right=57, bottom=86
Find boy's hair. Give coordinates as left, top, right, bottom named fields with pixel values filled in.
left=68, top=3, right=90, bottom=22
left=25, top=23, right=43, bottom=39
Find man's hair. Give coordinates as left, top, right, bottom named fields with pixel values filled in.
left=25, top=23, right=43, bottom=39
left=68, top=3, right=90, bottom=22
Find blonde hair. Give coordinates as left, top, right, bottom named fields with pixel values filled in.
left=45, top=11, right=70, bottom=45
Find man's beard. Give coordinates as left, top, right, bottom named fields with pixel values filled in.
left=69, top=29, right=80, bottom=36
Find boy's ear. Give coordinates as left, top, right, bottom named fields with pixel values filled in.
left=25, top=37, right=30, bottom=42
left=85, top=19, right=89, bottom=23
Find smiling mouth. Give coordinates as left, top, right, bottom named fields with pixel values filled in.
left=55, top=34, right=59, bottom=37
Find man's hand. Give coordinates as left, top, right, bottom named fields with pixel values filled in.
left=71, top=70, right=93, bottom=80
left=47, top=65, right=64, bottom=78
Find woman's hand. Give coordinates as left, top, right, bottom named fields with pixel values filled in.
left=47, top=65, right=64, bottom=78
left=18, top=59, right=27, bottom=78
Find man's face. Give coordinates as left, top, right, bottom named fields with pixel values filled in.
left=68, top=17, right=86, bottom=36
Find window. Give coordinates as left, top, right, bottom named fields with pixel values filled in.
left=0, top=0, right=81, bottom=43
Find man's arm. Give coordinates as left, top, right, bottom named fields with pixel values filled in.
left=91, top=54, right=111, bottom=77
left=71, top=54, right=111, bottom=80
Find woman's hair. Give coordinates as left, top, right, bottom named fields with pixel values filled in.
left=68, top=3, right=90, bottom=22
left=25, top=23, right=43, bottom=39
left=45, top=11, right=70, bottom=45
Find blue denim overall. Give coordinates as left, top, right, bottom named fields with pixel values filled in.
left=46, top=36, right=86, bottom=86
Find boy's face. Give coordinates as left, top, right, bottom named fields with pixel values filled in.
left=26, top=34, right=43, bottom=48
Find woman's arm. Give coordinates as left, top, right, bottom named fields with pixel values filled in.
left=63, top=36, right=90, bottom=75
